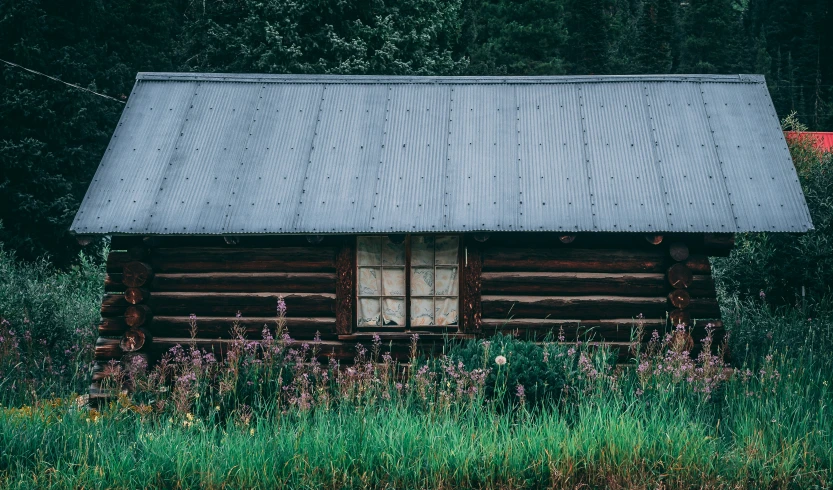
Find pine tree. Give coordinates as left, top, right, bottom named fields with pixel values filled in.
left=565, top=0, right=612, bottom=74
left=467, top=0, right=568, bottom=75
left=636, top=0, right=676, bottom=73
left=678, top=0, right=744, bottom=73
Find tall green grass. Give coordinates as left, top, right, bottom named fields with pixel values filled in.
left=1, top=347, right=830, bottom=489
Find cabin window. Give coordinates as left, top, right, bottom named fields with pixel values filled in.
left=356, top=236, right=459, bottom=327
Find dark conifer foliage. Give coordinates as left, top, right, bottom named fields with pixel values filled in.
left=0, top=0, right=831, bottom=264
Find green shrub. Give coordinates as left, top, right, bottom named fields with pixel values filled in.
left=0, top=247, right=104, bottom=403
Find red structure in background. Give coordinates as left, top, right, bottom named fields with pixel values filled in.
left=785, top=131, right=833, bottom=151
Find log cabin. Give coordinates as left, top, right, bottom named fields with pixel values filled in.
left=70, top=73, right=813, bottom=383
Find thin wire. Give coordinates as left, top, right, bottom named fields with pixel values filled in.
left=0, top=57, right=126, bottom=104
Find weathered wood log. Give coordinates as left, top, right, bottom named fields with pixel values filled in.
left=147, top=292, right=336, bottom=317
left=668, top=289, right=691, bottom=309
left=686, top=255, right=711, bottom=274
left=687, top=298, right=721, bottom=318
left=125, top=305, right=152, bottom=328
left=669, top=242, right=690, bottom=262
left=704, top=233, right=735, bottom=249
left=101, top=294, right=129, bottom=316
left=105, top=274, right=124, bottom=292
left=645, top=234, right=664, bottom=245
left=127, top=246, right=148, bottom=260
left=122, top=262, right=153, bottom=287
left=482, top=272, right=667, bottom=296
left=99, top=317, right=128, bottom=336
left=667, top=263, right=693, bottom=289
left=149, top=247, right=336, bottom=273
left=95, top=337, right=122, bottom=360
left=75, top=235, right=95, bottom=246
left=462, top=243, right=483, bottom=333
left=559, top=235, right=576, bottom=244
left=480, top=318, right=724, bottom=342
left=669, top=309, right=692, bottom=326
left=148, top=272, right=336, bottom=293
left=124, top=288, right=149, bottom=305
left=106, top=251, right=131, bottom=273
left=481, top=295, right=667, bottom=319
left=101, top=315, right=337, bottom=339
left=120, top=328, right=151, bottom=352
left=483, top=248, right=668, bottom=273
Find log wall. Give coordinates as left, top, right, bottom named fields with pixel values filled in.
left=477, top=233, right=727, bottom=347
left=93, top=233, right=730, bottom=394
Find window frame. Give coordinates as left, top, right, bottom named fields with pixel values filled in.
left=354, top=234, right=463, bottom=329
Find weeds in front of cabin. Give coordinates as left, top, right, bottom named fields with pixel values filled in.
left=3, top=294, right=832, bottom=488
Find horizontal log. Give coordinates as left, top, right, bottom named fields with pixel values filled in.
left=95, top=337, right=122, bottom=360
left=482, top=248, right=669, bottom=273
left=149, top=247, right=337, bottom=273
left=686, top=255, right=711, bottom=274
left=148, top=272, right=336, bottom=293
left=149, top=292, right=336, bottom=317
left=105, top=274, right=124, bottom=292
left=668, top=289, right=691, bottom=309
left=481, top=295, right=668, bottom=319
left=645, top=234, right=664, bottom=245
left=688, top=298, right=721, bottom=318
left=122, top=262, right=153, bottom=287
left=106, top=251, right=131, bottom=273
left=101, top=292, right=336, bottom=317
left=481, top=318, right=724, bottom=342
left=669, top=242, right=690, bottom=262
left=667, top=263, right=693, bottom=289
left=125, top=305, right=152, bottom=328
left=338, top=332, right=473, bottom=341
left=120, top=328, right=151, bottom=352
left=482, top=272, right=668, bottom=296
left=100, top=316, right=337, bottom=339
left=125, top=288, right=149, bottom=305
left=96, top=337, right=442, bottom=363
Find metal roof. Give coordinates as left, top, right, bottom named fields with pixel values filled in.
left=71, top=73, right=813, bottom=235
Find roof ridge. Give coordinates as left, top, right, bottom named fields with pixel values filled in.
left=136, top=73, right=765, bottom=84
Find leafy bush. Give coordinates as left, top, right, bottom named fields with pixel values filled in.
left=0, top=247, right=104, bottom=403
left=447, top=333, right=571, bottom=408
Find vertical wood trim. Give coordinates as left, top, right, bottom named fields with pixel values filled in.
left=462, top=238, right=482, bottom=333
left=405, top=235, right=412, bottom=328
left=336, top=237, right=355, bottom=335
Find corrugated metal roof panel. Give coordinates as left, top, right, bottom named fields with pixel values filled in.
left=71, top=73, right=813, bottom=235
left=701, top=82, right=812, bottom=232
left=580, top=82, right=669, bottom=232
left=516, top=84, right=594, bottom=232
left=644, top=82, right=737, bottom=233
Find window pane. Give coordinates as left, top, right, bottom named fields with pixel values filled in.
left=357, top=237, right=381, bottom=265
left=435, top=267, right=458, bottom=296
left=382, top=239, right=406, bottom=266
left=358, top=298, right=381, bottom=326
left=411, top=236, right=433, bottom=266
left=382, top=298, right=405, bottom=326
left=435, top=236, right=459, bottom=264
left=411, top=268, right=434, bottom=296
left=358, top=267, right=381, bottom=296
left=382, top=268, right=405, bottom=296
left=435, top=297, right=458, bottom=326
left=411, top=298, right=434, bottom=326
